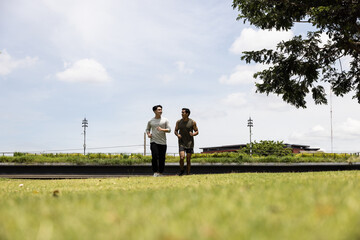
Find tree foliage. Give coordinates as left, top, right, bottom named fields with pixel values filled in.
left=232, top=0, right=360, bottom=108
left=239, top=140, right=293, bottom=156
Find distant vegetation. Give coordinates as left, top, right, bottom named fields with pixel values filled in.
left=238, top=140, right=293, bottom=156
left=0, top=151, right=359, bottom=164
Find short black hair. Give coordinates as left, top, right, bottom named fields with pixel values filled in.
left=153, top=105, right=162, bottom=111
left=182, top=108, right=190, bottom=116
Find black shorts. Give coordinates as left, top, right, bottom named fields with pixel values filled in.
left=179, top=146, right=194, bottom=154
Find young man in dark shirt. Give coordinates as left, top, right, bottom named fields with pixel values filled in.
left=174, top=108, right=199, bottom=175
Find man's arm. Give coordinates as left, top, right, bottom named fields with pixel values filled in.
left=146, top=121, right=152, bottom=138
left=190, top=121, right=199, bottom=136
left=174, top=120, right=181, bottom=138
left=157, top=119, right=171, bottom=133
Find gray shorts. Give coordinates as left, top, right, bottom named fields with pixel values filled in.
left=179, top=146, right=194, bottom=154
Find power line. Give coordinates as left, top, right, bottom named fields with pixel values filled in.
left=42, top=145, right=145, bottom=152
left=87, top=145, right=145, bottom=150
left=9, top=144, right=179, bottom=153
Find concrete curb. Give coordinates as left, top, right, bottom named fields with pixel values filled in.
left=1, top=162, right=359, bottom=178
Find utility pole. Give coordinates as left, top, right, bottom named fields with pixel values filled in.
left=330, top=86, right=333, bottom=153
left=144, top=132, right=146, bottom=156
left=247, top=117, right=253, bottom=156
left=82, top=118, right=88, bottom=155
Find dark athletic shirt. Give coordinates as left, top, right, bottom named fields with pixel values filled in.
left=177, top=118, right=194, bottom=149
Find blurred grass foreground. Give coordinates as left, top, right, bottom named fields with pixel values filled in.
left=1, top=171, right=360, bottom=239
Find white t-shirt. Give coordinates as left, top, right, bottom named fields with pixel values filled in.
left=146, top=117, right=171, bottom=145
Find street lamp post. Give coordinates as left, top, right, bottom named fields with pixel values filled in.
left=247, top=117, right=253, bottom=156
left=82, top=118, right=88, bottom=155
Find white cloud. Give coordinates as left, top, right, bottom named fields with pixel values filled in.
left=230, top=28, right=294, bottom=54
left=319, top=32, right=331, bottom=48
left=175, top=61, right=194, bottom=74
left=337, top=55, right=352, bottom=72
left=158, top=74, right=174, bottom=83
left=222, top=89, right=292, bottom=112
left=337, top=118, right=360, bottom=139
left=222, top=92, right=247, bottom=107
left=252, top=93, right=292, bottom=112
left=312, top=125, right=325, bottom=132
left=157, top=61, right=194, bottom=83
left=196, top=108, right=228, bottom=120
left=56, top=58, right=111, bottom=83
left=219, top=64, right=267, bottom=85
left=0, top=49, right=38, bottom=75
left=288, top=118, right=360, bottom=151
left=288, top=125, right=329, bottom=147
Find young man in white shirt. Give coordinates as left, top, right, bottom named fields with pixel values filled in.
left=146, top=105, right=171, bottom=177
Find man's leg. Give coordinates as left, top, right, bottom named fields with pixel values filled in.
left=158, top=144, right=167, bottom=174
left=186, top=153, right=192, bottom=174
left=150, top=143, right=159, bottom=173
left=178, top=150, right=185, bottom=176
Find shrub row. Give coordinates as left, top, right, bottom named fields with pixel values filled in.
left=1, top=152, right=359, bottom=165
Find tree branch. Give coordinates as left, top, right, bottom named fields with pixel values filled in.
left=349, top=40, right=360, bottom=53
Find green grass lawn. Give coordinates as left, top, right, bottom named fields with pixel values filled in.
left=1, top=171, right=360, bottom=240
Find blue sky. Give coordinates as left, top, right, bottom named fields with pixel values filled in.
left=1, top=0, right=360, bottom=154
